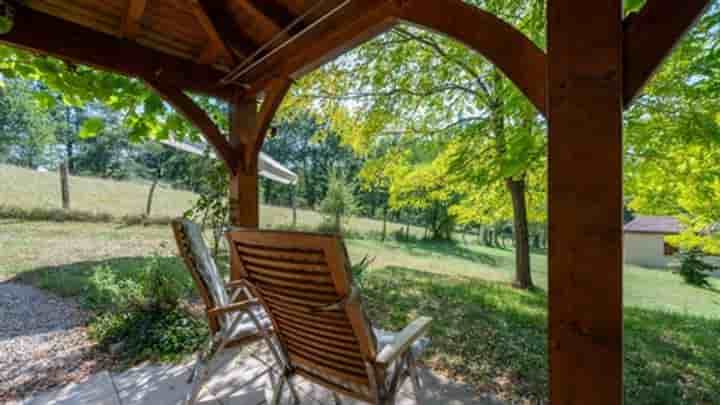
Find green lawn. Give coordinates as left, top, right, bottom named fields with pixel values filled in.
left=1, top=220, right=719, bottom=403
left=0, top=163, right=423, bottom=236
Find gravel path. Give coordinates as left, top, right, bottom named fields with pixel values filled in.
left=0, top=282, right=110, bottom=403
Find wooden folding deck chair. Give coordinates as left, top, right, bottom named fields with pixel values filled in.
left=172, top=219, right=291, bottom=405
left=226, top=229, right=432, bottom=404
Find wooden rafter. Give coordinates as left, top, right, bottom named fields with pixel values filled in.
left=623, top=0, right=711, bottom=107
left=122, top=0, right=147, bottom=39
left=147, top=81, right=238, bottom=173
left=187, top=0, right=237, bottom=66
left=242, top=0, right=397, bottom=96
left=235, top=0, right=288, bottom=40
left=1, top=5, right=236, bottom=100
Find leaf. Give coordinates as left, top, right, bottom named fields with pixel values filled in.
left=33, top=92, right=56, bottom=110
left=624, top=0, right=646, bottom=14
left=79, top=117, right=105, bottom=139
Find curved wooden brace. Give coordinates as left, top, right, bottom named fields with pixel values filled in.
left=623, top=0, right=710, bottom=107
left=393, top=0, right=547, bottom=115
left=147, top=80, right=238, bottom=173
left=254, top=78, right=293, bottom=157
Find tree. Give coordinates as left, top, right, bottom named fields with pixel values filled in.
left=0, top=79, right=56, bottom=168
left=624, top=4, right=720, bottom=255
left=320, top=169, right=357, bottom=233
left=293, top=0, right=546, bottom=288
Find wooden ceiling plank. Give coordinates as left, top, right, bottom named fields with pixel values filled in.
left=623, top=0, right=711, bottom=107
left=1, top=4, right=235, bottom=100
left=187, top=0, right=237, bottom=66
left=232, top=0, right=288, bottom=41
left=122, top=0, right=147, bottom=39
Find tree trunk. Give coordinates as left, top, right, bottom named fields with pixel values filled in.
left=506, top=177, right=533, bottom=289
left=381, top=205, right=388, bottom=241
left=59, top=162, right=70, bottom=210
left=146, top=178, right=159, bottom=217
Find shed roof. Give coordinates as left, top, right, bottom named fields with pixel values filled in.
left=624, top=216, right=683, bottom=234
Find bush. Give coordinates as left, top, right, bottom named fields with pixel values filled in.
left=0, top=204, right=114, bottom=223
left=82, top=257, right=203, bottom=365
left=89, top=308, right=207, bottom=365
left=677, top=249, right=715, bottom=288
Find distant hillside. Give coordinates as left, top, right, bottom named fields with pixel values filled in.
left=0, top=164, right=419, bottom=235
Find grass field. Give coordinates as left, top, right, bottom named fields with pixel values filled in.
left=0, top=164, right=422, bottom=236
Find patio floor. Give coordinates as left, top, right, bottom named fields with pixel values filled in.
left=21, top=344, right=500, bottom=404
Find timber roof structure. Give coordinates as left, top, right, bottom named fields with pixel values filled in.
left=0, top=1, right=713, bottom=404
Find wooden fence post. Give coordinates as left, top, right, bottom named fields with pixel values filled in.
left=59, top=162, right=70, bottom=210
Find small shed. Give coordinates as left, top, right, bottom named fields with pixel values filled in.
left=624, top=216, right=682, bottom=268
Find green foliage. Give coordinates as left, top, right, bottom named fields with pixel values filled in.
left=677, top=249, right=716, bottom=288
left=78, top=117, right=105, bottom=139
left=89, top=308, right=207, bottom=366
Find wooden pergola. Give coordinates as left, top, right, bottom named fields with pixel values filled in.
left=0, top=1, right=710, bottom=403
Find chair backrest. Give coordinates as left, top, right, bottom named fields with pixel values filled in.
left=226, top=229, right=379, bottom=401
left=172, top=219, right=230, bottom=332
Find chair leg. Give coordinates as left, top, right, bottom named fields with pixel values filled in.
left=331, top=391, right=343, bottom=405
left=270, top=375, right=286, bottom=405
left=286, top=376, right=301, bottom=405
left=408, top=356, right=422, bottom=404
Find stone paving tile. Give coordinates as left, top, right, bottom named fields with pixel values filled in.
left=112, top=362, right=219, bottom=405
left=21, top=371, right=120, bottom=405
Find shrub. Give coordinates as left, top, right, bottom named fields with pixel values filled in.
left=677, top=249, right=715, bottom=288
left=0, top=204, right=114, bottom=223
left=89, top=308, right=207, bottom=365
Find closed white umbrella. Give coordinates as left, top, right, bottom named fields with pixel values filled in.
left=160, top=139, right=297, bottom=185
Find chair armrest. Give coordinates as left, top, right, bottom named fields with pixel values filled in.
left=375, top=317, right=432, bottom=367
left=206, top=299, right=258, bottom=318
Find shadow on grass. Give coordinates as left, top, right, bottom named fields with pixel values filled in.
left=386, top=239, right=500, bottom=266
left=361, top=266, right=720, bottom=404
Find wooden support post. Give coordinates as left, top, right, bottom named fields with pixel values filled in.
left=547, top=1, right=624, bottom=404
left=228, top=96, right=260, bottom=229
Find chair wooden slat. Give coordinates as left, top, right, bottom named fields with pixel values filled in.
left=289, top=353, right=370, bottom=386
left=234, top=242, right=326, bottom=264
left=247, top=269, right=337, bottom=292
left=282, top=332, right=364, bottom=359
left=242, top=255, right=331, bottom=274
left=285, top=340, right=366, bottom=369
left=280, top=327, right=362, bottom=354
left=294, top=369, right=374, bottom=403
left=255, top=283, right=339, bottom=305
left=272, top=309, right=355, bottom=334
left=243, top=261, right=333, bottom=281
left=263, top=297, right=349, bottom=321
left=274, top=315, right=359, bottom=343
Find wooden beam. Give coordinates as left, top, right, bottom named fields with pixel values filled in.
left=122, top=0, right=147, bottom=39
left=0, top=5, right=236, bottom=100
left=231, top=0, right=289, bottom=42
left=243, top=0, right=547, bottom=115
left=395, top=0, right=547, bottom=115
left=254, top=77, right=293, bottom=157
left=241, top=0, right=397, bottom=96
left=147, top=80, right=238, bottom=173
left=187, top=0, right=237, bottom=66
left=623, top=0, right=711, bottom=107
left=547, top=1, right=624, bottom=404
